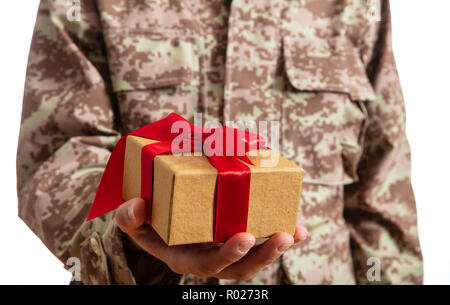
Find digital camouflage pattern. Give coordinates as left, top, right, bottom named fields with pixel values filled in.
left=17, top=0, right=423, bottom=284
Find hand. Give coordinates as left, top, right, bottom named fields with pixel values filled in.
left=115, top=198, right=308, bottom=281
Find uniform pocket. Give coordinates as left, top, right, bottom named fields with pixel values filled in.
left=103, top=30, right=201, bottom=132
left=282, top=35, right=375, bottom=185
left=283, top=35, right=376, bottom=102
left=105, top=31, right=199, bottom=91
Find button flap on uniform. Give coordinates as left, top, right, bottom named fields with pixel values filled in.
left=283, top=36, right=376, bottom=102
left=105, top=32, right=198, bottom=92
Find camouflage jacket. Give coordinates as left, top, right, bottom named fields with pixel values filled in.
left=17, top=0, right=423, bottom=284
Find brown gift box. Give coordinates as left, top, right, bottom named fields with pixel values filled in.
left=123, top=135, right=304, bottom=245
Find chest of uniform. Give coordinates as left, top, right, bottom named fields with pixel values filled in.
left=96, top=0, right=375, bottom=187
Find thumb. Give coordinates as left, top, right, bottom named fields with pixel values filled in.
left=115, top=198, right=147, bottom=234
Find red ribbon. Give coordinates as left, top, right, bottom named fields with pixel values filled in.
left=87, top=113, right=265, bottom=242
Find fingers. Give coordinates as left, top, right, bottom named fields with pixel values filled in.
left=115, top=198, right=170, bottom=259
left=172, top=233, right=256, bottom=276
left=216, top=226, right=308, bottom=281
left=115, top=198, right=147, bottom=234
left=217, top=232, right=295, bottom=281
left=116, top=200, right=309, bottom=281
left=294, top=225, right=308, bottom=243
left=115, top=199, right=258, bottom=276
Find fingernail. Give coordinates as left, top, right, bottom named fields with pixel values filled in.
left=238, top=240, right=254, bottom=254
left=295, top=228, right=308, bottom=243
left=128, top=204, right=136, bottom=224
left=277, top=243, right=292, bottom=253
left=300, top=229, right=308, bottom=241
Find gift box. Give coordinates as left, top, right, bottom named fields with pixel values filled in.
left=88, top=113, right=304, bottom=245
left=122, top=135, right=303, bottom=245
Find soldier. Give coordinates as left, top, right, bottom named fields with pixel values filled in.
left=17, top=0, right=423, bottom=284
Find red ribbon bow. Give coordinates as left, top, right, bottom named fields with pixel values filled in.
left=87, top=113, right=266, bottom=242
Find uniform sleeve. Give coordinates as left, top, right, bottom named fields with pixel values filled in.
left=17, top=0, right=178, bottom=285
left=344, top=0, right=423, bottom=284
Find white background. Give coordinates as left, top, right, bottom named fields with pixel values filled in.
left=0, top=1, right=449, bottom=284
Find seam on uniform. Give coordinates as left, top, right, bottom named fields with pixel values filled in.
left=118, top=75, right=192, bottom=88
left=223, top=26, right=234, bottom=122
left=174, top=1, right=207, bottom=117
left=358, top=100, right=370, bottom=148
left=104, top=28, right=197, bottom=37
left=302, top=178, right=353, bottom=186
left=280, top=0, right=287, bottom=156
left=197, top=37, right=208, bottom=117
left=274, top=2, right=283, bottom=151
left=104, top=27, right=228, bottom=36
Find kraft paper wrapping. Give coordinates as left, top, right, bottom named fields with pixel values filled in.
left=123, top=135, right=304, bottom=245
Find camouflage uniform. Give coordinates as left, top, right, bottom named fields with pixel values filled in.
left=17, top=0, right=423, bottom=284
